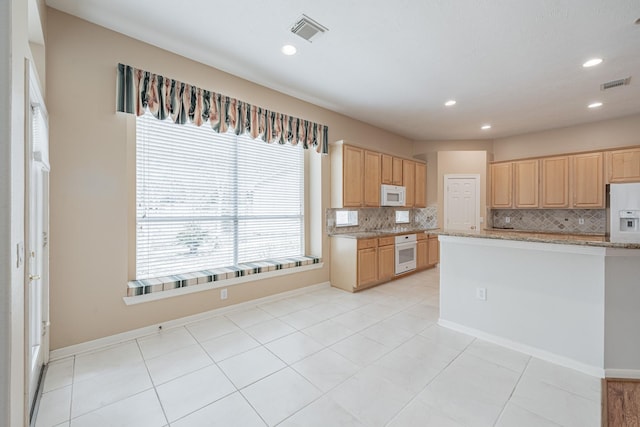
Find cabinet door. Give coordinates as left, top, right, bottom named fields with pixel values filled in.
left=403, top=160, right=416, bottom=207
left=608, top=148, right=640, bottom=183
left=541, top=156, right=569, bottom=208
left=415, top=162, right=427, bottom=208
left=364, top=151, right=381, bottom=207
left=427, top=236, right=439, bottom=265
left=514, top=159, right=539, bottom=208
left=357, top=248, right=378, bottom=288
left=381, top=154, right=393, bottom=185
left=416, top=240, right=429, bottom=270
left=378, top=245, right=395, bottom=282
left=392, top=157, right=403, bottom=185
left=490, top=163, right=513, bottom=208
left=343, top=145, right=364, bottom=207
left=573, top=152, right=604, bottom=208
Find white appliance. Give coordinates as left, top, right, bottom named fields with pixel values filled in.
left=607, top=183, right=640, bottom=243
left=381, top=184, right=406, bottom=207
left=395, top=234, right=417, bottom=275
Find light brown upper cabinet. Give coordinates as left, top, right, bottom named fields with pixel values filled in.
left=572, top=152, right=603, bottom=208
left=392, top=157, right=403, bottom=185
left=363, top=150, right=381, bottom=207
left=514, top=159, right=539, bottom=208
left=490, top=162, right=513, bottom=208
left=403, top=160, right=416, bottom=207
left=608, top=147, right=640, bottom=183
left=381, top=154, right=404, bottom=186
left=414, top=162, right=427, bottom=208
left=541, top=156, right=570, bottom=208
left=331, top=143, right=380, bottom=208
left=342, top=145, right=364, bottom=207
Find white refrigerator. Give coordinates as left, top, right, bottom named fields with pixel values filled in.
left=607, top=182, right=640, bottom=243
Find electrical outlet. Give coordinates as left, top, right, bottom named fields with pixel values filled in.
left=476, top=288, right=487, bottom=301
left=220, top=288, right=228, bottom=300
left=505, top=217, right=510, bottom=224
left=578, top=218, right=585, bottom=225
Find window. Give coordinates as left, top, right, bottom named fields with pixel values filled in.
left=395, top=210, right=410, bottom=224
left=136, top=112, right=304, bottom=279
left=335, top=210, right=358, bottom=227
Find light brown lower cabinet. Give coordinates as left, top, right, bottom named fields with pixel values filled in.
left=417, top=239, right=429, bottom=270
left=331, top=234, right=438, bottom=292
left=357, top=247, right=378, bottom=288
left=427, top=235, right=439, bottom=265
left=378, top=238, right=395, bottom=282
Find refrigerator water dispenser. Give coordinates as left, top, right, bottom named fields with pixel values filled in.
left=619, top=210, right=640, bottom=232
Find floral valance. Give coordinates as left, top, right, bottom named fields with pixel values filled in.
left=116, top=63, right=328, bottom=154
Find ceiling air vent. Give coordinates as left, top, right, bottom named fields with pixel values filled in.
left=600, top=77, right=631, bottom=91
left=291, top=14, right=328, bottom=42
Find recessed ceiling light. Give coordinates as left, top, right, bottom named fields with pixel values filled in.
left=444, top=100, right=456, bottom=107
left=481, top=124, right=492, bottom=130
left=281, top=44, right=297, bottom=56
left=588, top=102, right=603, bottom=109
left=582, top=58, right=603, bottom=68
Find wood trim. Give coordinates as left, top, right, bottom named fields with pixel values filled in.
left=602, top=377, right=640, bottom=427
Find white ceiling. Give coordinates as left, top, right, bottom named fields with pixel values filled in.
left=46, top=0, right=640, bottom=141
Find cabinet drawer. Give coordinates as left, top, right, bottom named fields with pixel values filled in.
left=357, top=238, right=378, bottom=249
left=378, top=236, right=395, bottom=246
left=416, top=233, right=428, bottom=241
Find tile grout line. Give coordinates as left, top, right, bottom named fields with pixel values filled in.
left=491, top=355, right=532, bottom=426
left=384, top=336, right=476, bottom=426
left=135, top=337, right=171, bottom=426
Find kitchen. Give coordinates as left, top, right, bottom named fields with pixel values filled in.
left=326, top=136, right=640, bottom=420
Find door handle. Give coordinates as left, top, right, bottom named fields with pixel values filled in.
left=29, top=274, right=41, bottom=281
left=470, top=226, right=476, bottom=230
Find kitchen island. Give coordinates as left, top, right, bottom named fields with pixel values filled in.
left=435, top=229, right=640, bottom=378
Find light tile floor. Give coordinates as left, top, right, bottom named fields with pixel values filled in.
left=35, top=268, right=601, bottom=427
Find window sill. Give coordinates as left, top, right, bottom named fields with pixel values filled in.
left=124, top=256, right=322, bottom=306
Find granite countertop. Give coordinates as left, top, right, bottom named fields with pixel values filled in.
left=432, top=228, right=640, bottom=249
left=329, top=228, right=438, bottom=239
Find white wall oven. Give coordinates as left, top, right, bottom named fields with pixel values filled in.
left=395, top=234, right=417, bottom=275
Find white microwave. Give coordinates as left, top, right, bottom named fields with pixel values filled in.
left=381, top=184, right=406, bottom=206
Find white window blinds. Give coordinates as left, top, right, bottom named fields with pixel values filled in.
left=136, top=112, right=304, bottom=279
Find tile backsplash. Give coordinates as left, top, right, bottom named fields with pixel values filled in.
left=327, top=206, right=438, bottom=235
left=491, top=209, right=605, bottom=234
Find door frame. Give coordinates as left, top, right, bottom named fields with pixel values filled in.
left=24, top=58, right=50, bottom=420
left=444, top=174, right=480, bottom=232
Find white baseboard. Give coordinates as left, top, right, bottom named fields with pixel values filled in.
left=605, top=369, right=640, bottom=379
left=50, top=281, right=331, bottom=361
left=438, top=319, right=606, bottom=378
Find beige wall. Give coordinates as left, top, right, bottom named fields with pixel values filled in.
left=413, top=140, right=494, bottom=208
left=435, top=151, right=488, bottom=229
left=493, top=114, right=640, bottom=161
left=46, top=9, right=414, bottom=349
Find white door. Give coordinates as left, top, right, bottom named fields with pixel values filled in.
left=26, top=62, right=50, bottom=412
left=444, top=175, right=480, bottom=232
